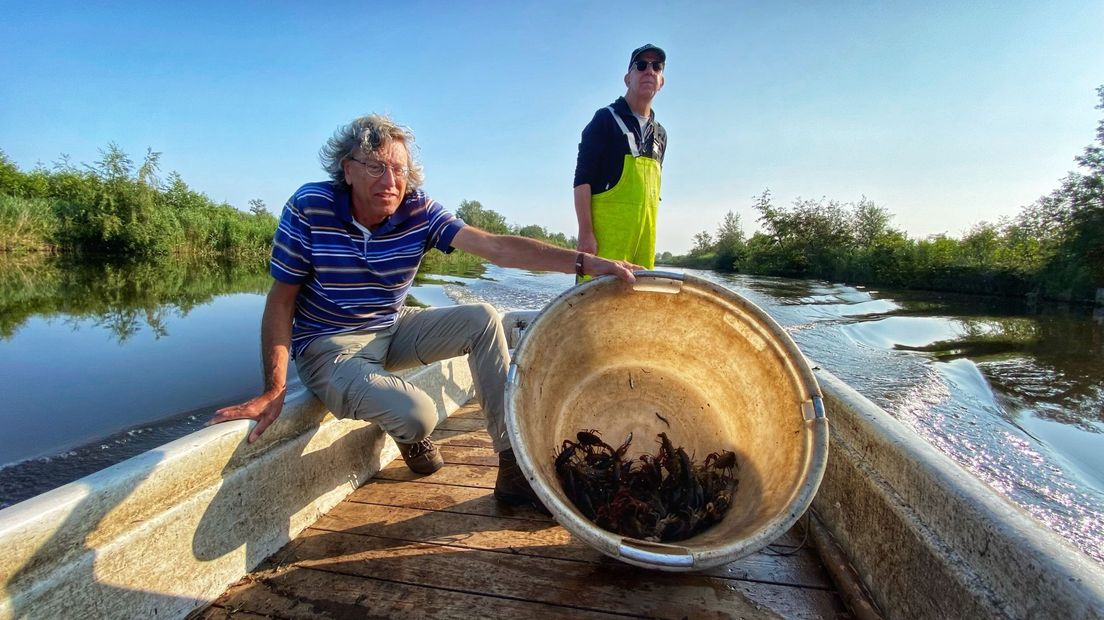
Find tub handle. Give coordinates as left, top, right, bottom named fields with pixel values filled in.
left=802, top=395, right=826, bottom=421
left=618, top=539, right=694, bottom=568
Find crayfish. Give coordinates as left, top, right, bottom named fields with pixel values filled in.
left=553, top=430, right=738, bottom=542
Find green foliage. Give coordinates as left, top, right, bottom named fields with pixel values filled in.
left=852, top=197, right=893, bottom=247
left=18, top=166, right=51, bottom=199
left=0, top=195, right=57, bottom=253
left=456, top=199, right=510, bottom=234
left=712, top=210, right=746, bottom=271
left=672, top=211, right=747, bottom=271
left=163, top=172, right=213, bottom=211
left=2, top=145, right=576, bottom=290
left=690, top=230, right=713, bottom=255
left=0, top=145, right=275, bottom=258
left=1016, top=85, right=1104, bottom=299
left=739, top=191, right=851, bottom=277
left=456, top=198, right=573, bottom=248
left=671, top=192, right=1047, bottom=298
left=50, top=144, right=174, bottom=256
left=514, top=223, right=573, bottom=248
left=0, top=151, right=21, bottom=196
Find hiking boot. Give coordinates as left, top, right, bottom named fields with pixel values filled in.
left=494, top=449, right=549, bottom=514
left=396, top=438, right=444, bottom=475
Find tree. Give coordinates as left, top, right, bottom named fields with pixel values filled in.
left=89, top=143, right=133, bottom=184
left=851, top=197, right=894, bottom=247
left=752, top=192, right=853, bottom=276
left=515, top=224, right=549, bottom=239
left=54, top=144, right=174, bottom=255
left=137, top=148, right=163, bottom=189
left=456, top=199, right=509, bottom=234
left=162, top=172, right=210, bottom=211
left=715, top=211, right=744, bottom=247
left=248, top=198, right=268, bottom=217
left=0, top=150, right=23, bottom=195
left=691, top=230, right=713, bottom=255
left=960, top=222, right=1001, bottom=269
left=1018, top=84, right=1104, bottom=297
left=713, top=210, right=745, bottom=270
left=751, top=189, right=783, bottom=246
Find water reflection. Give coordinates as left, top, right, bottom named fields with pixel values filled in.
left=0, top=255, right=275, bottom=507
left=0, top=254, right=272, bottom=342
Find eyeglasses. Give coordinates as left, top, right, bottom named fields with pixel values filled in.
left=633, top=60, right=664, bottom=72
left=349, top=157, right=411, bottom=179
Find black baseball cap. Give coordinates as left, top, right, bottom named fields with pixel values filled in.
left=629, top=44, right=666, bottom=67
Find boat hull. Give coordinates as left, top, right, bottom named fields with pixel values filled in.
left=0, top=359, right=476, bottom=620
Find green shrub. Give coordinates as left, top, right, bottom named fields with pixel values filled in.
left=0, top=194, right=57, bottom=252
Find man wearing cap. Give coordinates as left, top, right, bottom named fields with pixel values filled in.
left=573, top=44, right=668, bottom=275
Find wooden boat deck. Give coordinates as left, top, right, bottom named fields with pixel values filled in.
left=195, top=402, right=850, bottom=619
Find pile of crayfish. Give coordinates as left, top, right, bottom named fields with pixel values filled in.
left=554, top=430, right=738, bottom=542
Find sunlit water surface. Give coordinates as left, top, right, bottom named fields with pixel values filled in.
left=0, top=263, right=1100, bottom=565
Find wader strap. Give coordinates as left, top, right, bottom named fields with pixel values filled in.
left=606, top=106, right=640, bottom=158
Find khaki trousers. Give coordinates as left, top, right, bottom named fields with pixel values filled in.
left=295, top=303, right=511, bottom=453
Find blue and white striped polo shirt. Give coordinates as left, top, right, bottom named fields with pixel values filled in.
left=270, top=181, right=466, bottom=357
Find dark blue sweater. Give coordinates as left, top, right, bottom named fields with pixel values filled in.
left=573, top=96, right=667, bottom=194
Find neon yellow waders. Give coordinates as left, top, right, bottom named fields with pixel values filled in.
left=586, top=107, right=661, bottom=280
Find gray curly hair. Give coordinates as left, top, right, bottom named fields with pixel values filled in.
left=319, top=114, right=425, bottom=190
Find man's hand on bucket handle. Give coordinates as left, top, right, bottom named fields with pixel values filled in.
left=584, top=254, right=643, bottom=283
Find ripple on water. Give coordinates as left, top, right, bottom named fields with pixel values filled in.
left=893, top=357, right=1104, bottom=563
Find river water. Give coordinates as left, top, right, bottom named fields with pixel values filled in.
left=0, top=258, right=1101, bottom=564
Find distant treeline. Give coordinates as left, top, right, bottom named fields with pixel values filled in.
left=664, top=85, right=1104, bottom=302
left=419, top=199, right=576, bottom=275
left=0, top=146, right=574, bottom=271
left=0, top=145, right=277, bottom=257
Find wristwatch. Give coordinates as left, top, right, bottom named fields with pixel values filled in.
left=575, top=252, right=586, bottom=278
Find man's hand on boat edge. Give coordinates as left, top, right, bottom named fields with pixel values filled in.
left=207, top=388, right=287, bottom=443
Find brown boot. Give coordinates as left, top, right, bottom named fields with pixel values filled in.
left=494, top=449, right=549, bottom=514
left=396, top=438, right=444, bottom=475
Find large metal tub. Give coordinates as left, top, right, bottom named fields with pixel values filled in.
left=505, top=271, right=828, bottom=571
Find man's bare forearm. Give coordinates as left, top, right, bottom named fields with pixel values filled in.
left=573, top=184, right=593, bottom=237
left=451, top=226, right=636, bottom=282
left=260, top=282, right=298, bottom=393
left=481, top=234, right=584, bottom=273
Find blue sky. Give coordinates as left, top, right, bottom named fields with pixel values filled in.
left=2, top=1, right=1102, bottom=253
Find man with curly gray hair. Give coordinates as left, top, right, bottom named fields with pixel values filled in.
left=211, top=113, right=640, bottom=510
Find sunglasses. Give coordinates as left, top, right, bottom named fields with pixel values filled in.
left=633, top=60, right=664, bottom=72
